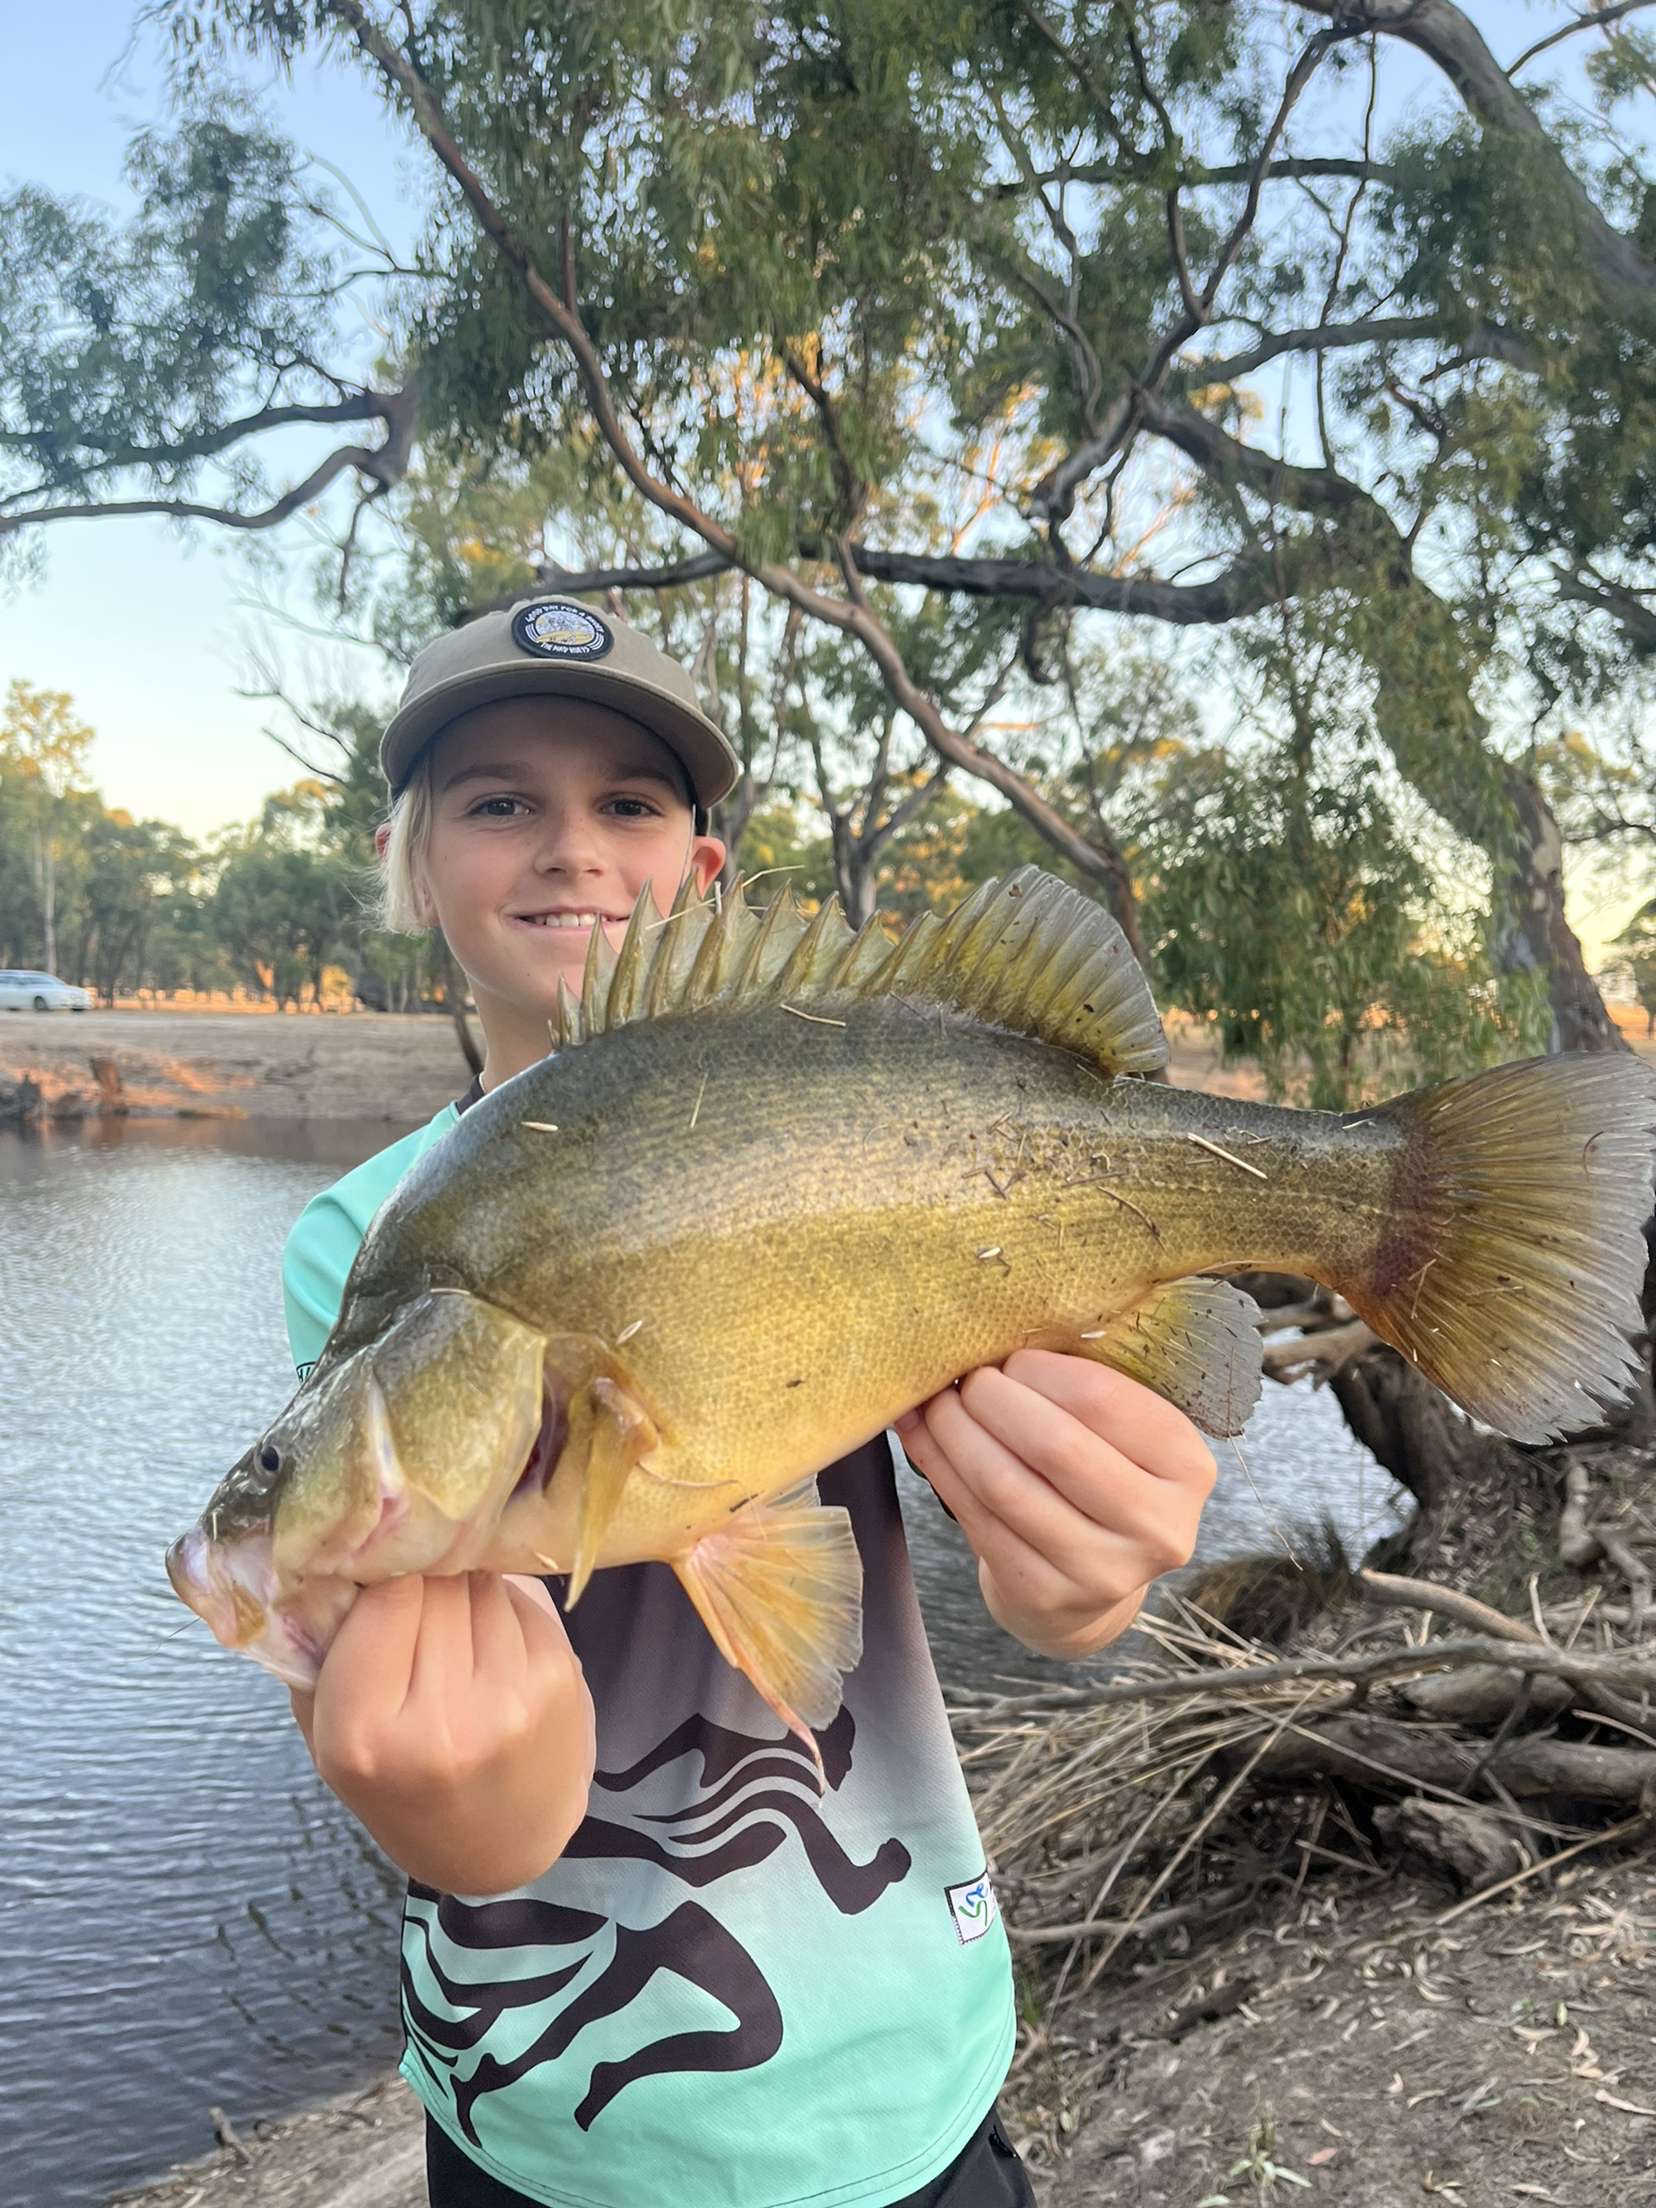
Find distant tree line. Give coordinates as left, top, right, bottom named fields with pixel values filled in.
left=3, top=664, right=1575, bottom=1113
left=0, top=678, right=444, bottom=1014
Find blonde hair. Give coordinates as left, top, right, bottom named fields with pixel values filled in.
left=376, top=757, right=437, bottom=935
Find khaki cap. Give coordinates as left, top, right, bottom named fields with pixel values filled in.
left=380, top=597, right=740, bottom=807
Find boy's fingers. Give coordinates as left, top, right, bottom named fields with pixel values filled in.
left=957, top=1365, right=1145, bottom=1514
left=923, top=1382, right=1114, bottom=1572
left=504, top=1576, right=578, bottom=1677
left=466, top=1571, right=530, bottom=1686
left=403, top=1572, right=483, bottom=1705
left=1000, top=1349, right=1217, bottom=1487
left=319, top=1575, right=427, bottom=1709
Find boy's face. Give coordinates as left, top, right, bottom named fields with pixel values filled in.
left=418, top=698, right=726, bottom=1027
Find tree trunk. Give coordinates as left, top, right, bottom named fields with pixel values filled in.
left=31, top=827, right=57, bottom=973
left=1500, top=768, right=1626, bottom=1054
left=451, top=998, right=483, bottom=1075
left=839, top=827, right=877, bottom=929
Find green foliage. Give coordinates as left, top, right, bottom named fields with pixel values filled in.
left=0, top=676, right=424, bottom=1007
left=1145, top=760, right=1543, bottom=1109
left=1615, top=900, right=1656, bottom=1034
left=0, top=115, right=342, bottom=549
left=11, top=0, right=1655, bottom=1063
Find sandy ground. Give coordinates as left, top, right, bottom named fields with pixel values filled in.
left=0, top=1002, right=1284, bottom=1127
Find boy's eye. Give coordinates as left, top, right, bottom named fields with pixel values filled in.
left=468, top=796, right=527, bottom=818
left=605, top=795, right=663, bottom=820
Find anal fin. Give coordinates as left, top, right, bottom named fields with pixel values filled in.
left=1072, top=1277, right=1261, bottom=1438
left=672, top=1479, right=864, bottom=1789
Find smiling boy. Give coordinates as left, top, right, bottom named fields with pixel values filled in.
left=280, top=598, right=1217, bottom=2208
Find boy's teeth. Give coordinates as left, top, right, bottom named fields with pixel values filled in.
left=525, top=912, right=602, bottom=929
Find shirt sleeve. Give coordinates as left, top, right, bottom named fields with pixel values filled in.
left=282, top=1192, right=364, bottom=1377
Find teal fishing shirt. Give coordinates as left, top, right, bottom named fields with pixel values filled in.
left=281, top=1096, right=1017, bottom=2208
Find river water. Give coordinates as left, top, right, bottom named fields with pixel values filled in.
left=0, top=1116, right=1398, bottom=2207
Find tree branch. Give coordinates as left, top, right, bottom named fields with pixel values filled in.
left=1508, top=1, right=1656, bottom=79
left=1288, top=0, right=1656, bottom=307
left=0, top=383, right=418, bottom=540
left=1189, top=312, right=1542, bottom=386
left=530, top=537, right=1335, bottom=625
left=1074, top=1631, right=1656, bottom=1711
left=1555, top=564, right=1656, bottom=651
left=0, top=389, right=396, bottom=482
left=993, top=155, right=1402, bottom=196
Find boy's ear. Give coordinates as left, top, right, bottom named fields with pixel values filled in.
left=689, top=834, right=727, bottom=893
left=373, top=822, right=392, bottom=860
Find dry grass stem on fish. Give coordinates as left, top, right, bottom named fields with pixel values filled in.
left=166, top=867, right=1656, bottom=1777
left=1184, top=1132, right=1271, bottom=1180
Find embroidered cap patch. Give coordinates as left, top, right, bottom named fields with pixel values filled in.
left=511, top=600, right=614, bottom=662
left=945, top=1868, right=999, bottom=1945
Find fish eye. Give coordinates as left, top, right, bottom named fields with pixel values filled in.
left=258, top=1443, right=282, bottom=1474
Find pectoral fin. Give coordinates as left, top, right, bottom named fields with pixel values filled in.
left=1073, top=1276, right=1262, bottom=1437
left=673, top=1480, right=864, bottom=1788
left=559, top=1375, right=660, bottom=1607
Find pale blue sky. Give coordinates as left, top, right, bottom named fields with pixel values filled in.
left=0, top=3, right=1644, bottom=963
left=0, top=0, right=416, bottom=837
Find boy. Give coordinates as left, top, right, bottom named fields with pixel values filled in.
left=281, top=598, right=1218, bottom=2206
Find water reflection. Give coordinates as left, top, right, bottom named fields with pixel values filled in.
left=5, top=1109, right=421, bottom=1168
left=0, top=1117, right=1394, bottom=2206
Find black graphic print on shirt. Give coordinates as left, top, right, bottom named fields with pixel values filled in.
left=402, top=1701, right=911, bottom=2136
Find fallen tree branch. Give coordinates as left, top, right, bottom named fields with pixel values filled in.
left=1262, top=1317, right=1378, bottom=1383
left=1359, top=1567, right=1540, bottom=1644
left=1077, top=1633, right=1656, bottom=1712
left=1006, top=1879, right=1254, bottom=1945
left=1246, top=1710, right=1656, bottom=1807
left=1362, top=1565, right=1655, bottom=1733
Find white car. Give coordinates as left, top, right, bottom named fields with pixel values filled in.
left=0, top=969, right=92, bottom=1012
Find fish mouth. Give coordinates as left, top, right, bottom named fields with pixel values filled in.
left=165, top=1524, right=334, bottom=1690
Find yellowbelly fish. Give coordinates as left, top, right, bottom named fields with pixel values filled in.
left=166, top=869, right=1656, bottom=1778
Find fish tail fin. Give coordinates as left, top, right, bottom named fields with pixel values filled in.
left=1341, top=1052, right=1656, bottom=1442
left=673, top=1481, right=864, bottom=1790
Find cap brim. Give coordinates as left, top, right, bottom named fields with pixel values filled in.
left=380, top=663, right=740, bottom=807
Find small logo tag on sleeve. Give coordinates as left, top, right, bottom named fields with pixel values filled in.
left=945, top=1869, right=999, bottom=1944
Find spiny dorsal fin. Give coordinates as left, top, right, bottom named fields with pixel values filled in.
left=552, top=865, right=1167, bottom=1078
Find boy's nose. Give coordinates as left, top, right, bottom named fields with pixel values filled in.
left=531, top=820, right=605, bottom=874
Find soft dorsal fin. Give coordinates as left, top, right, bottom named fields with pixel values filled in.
left=556, top=865, right=1168, bottom=1078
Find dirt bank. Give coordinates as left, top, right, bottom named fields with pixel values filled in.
left=0, top=1008, right=469, bottom=1124
left=6, top=1000, right=1649, bottom=1133
left=0, top=1003, right=1279, bottom=1130
left=107, top=1846, right=1656, bottom=2208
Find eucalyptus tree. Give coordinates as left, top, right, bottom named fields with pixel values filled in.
left=9, top=4, right=1652, bottom=1055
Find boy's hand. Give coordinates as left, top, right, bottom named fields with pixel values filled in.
left=289, top=1572, right=595, bottom=1896
left=894, top=1348, right=1217, bottom=1659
